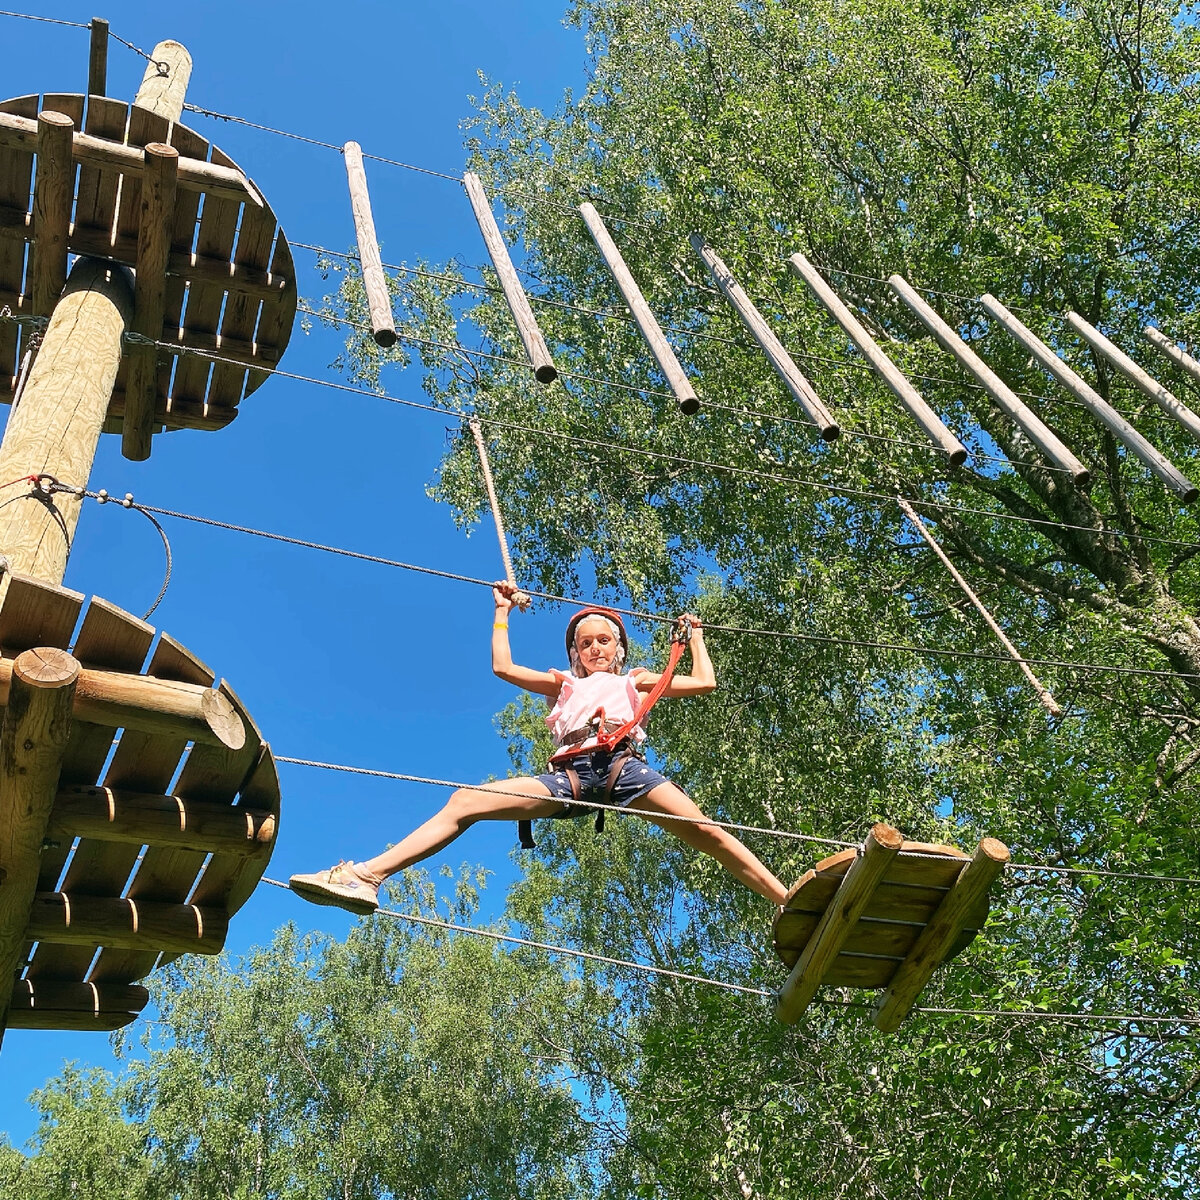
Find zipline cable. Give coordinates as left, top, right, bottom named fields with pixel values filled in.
left=258, top=878, right=1199, bottom=1032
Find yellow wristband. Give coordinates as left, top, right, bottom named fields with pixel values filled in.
left=493, top=622, right=508, bottom=630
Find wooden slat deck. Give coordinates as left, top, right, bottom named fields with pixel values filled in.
left=773, top=840, right=990, bottom=987
left=0, top=581, right=279, bottom=1032
left=0, top=92, right=295, bottom=441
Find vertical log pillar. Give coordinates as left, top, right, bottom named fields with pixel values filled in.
left=133, top=41, right=192, bottom=121
left=88, top=18, right=109, bottom=97
left=0, top=647, right=79, bottom=1041
left=32, top=111, right=74, bottom=317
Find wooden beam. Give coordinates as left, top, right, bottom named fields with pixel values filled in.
left=0, top=257, right=132, bottom=582
left=873, top=838, right=1009, bottom=1032
left=0, top=656, right=245, bottom=749
left=690, top=234, right=838, bottom=439
left=981, top=295, right=1198, bottom=502
left=788, top=254, right=967, bottom=465
left=6, top=978, right=148, bottom=1031
left=0, top=112, right=261, bottom=208
left=27, top=892, right=227, bottom=954
left=1143, top=326, right=1200, bottom=389
left=88, top=19, right=109, bottom=98
left=133, top=40, right=192, bottom=123
left=0, top=647, right=79, bottom=1038
left=123, top=142, right=178, bottom=461
left=463, top=172, right=557, bottom=383
left=1066, top=313, right=1200, bottom=444
left=775, top=823, right=904, bottom=1024
left=32, top=110, right=75, bottom=316
left=888, top=276, right=1089, bottom=484
left=343, top=141, right=396, bottom=348
left=47, top=784, right=277, bottom=855
left=580, top=202, right=698, bottom=414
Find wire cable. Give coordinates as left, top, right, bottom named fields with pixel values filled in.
left=259, top=879, right=1200, bottom=1032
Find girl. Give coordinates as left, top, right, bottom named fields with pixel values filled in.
left=290, top=583, right=788, bottom=913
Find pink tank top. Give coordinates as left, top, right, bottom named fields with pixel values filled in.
left=546, top=670, right=646, bottom=751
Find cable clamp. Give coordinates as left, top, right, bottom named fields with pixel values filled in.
left=671, top=615, right=694, bottom=645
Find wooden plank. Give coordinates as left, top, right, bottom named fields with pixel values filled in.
left=26, top=599, right=156, bottom=980
left=874, top=838, right=1010, bottom=1032
left=244, top=227, right=295, bottom=396
left=0, top=96, right=38, bottom=394
left=775, top=824, right=903, bottom=1024
left=0, top=574, right=84, bottom=654
left=73, top=96, right=127, bottom=243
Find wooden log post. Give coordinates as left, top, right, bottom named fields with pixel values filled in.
left=27, top=892, right=227, bottom=954
left=1143, top=327, right=1200, bottom=389
left=0, top=656, right=246, bottom=749
left=123, top=141, right=178, bottom=461
left=46, top=784, right=276, bottom=855
left=0, top=258, right=133, bottom=582
left=7, top=979, right=149, bottom=1032
left=88, top=18, right=110, bottom=98
left=32, top=111, right=75, bottom=317
left=873, top=838, right=1009, bottom=1032
left=133, top=40, right=192, bottom=122
left=0, top=647, right=79, bottom=1037
left=1066, top=313, right=1200, bottom=445
left=980, top=296, right=1199, bottom=502
left=788, top=255, right=967, bottom=464
left=343, top=141, right=397, bottom=348
left=690, top=234, right=838, bottom=439
left=888, top=276, right=1089, bottom=485
left=580, top=202, right=699, bottom=414
left=775, top=823, right=904, bottom=1024
left=463, top=171, right=557, bottom=383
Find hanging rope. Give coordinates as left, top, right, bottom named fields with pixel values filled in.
left=467, top=417, right=530, bottom=610
left=897, top=495, right=1063, bottom=717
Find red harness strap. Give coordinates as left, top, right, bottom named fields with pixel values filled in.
left=594, top=617, right=692, bottom=752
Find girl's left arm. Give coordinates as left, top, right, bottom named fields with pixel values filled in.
left=635, top=615, right=716, bottom=696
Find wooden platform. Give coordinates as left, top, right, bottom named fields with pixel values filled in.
left=773, top=823, right=1008, bottom=1031
left=0, top=92, right=296, bottom=437
left=0, top=575, right=279, bottom=1035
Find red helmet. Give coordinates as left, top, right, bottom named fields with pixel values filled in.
left=565, top=606, right=628, bottom=659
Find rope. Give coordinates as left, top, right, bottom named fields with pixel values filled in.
left=898, top=496, right=1063, bottom=717
left=467, top=418, right=530, bottom=609
left=259, top=879, right=1200, bottom=1032
left=106, top=27, right=170, bottom=74
left=0, top=8, right=86, bottom=26
left=272, top=755, right=855, bottom=848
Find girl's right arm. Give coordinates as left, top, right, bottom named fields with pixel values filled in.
left=491, top=583, right=561, bottom=697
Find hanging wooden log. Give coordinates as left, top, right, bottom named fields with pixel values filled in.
left=27, top=892, right=227, bottom=954
left=343, top=141, right=397, bottom=348
left=1064, top=312, right=1200, bottom=444
left=88, top=19, right=109, bottom=98
left=124, top=141, right=178, bottom=461
left=888, top=276, right=1089, bottom=484
left=690, top=234, right=838, bottom=439
left=0, top=655, right=245, bottom=749
left=32, top=110, right=75, bottom=316
left=6, top=979, right=149, bottom=1032
left=788, top=254, right=967, bottom=464
left=0, top=111, right=261, bottom=207
left=896, top=496, right=1062, bottom=717
left=775, top=822, right=904, bottom=1024
left=0, top=647, right=79, bottom=1038
left=46, top=785, right=277, bottom=856
left=462, top=171, right=556, bottom=383
left=981, top=295, right=1199, bottom=502
left=1143, top=326, right=1200, bottom=389
left=873, top=837, right=1010, bottom=1032
left=580, top=202, right=699, bottom=414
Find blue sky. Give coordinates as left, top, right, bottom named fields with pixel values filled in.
left=1, top=0, right=589, bottom=1145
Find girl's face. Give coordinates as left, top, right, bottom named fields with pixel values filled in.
left=574, top=617, right=619, bottom=674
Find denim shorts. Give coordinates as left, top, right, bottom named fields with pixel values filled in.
left=537, top=748, right=670, bottom=819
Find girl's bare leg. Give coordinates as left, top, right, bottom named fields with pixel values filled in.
left=636, top=782, right=789, bottom=905
left=358, top=777, right=563, bottom=879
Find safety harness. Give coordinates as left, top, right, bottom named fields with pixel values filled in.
left=518, top=617, right=693, bottom=850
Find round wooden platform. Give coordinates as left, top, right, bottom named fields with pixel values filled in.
left=0, top=574, right=279, bottom=1033
left=773, top=840, right=988, bottom=987
left=0, top=91, right=296, bottom=437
